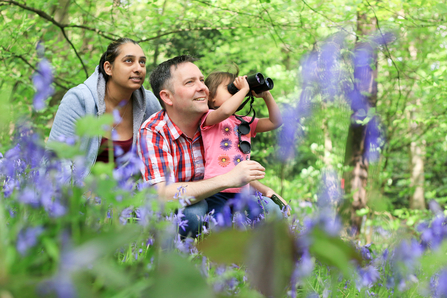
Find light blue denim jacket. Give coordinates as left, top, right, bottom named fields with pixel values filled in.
left=46, top=66, right=161, bottom=178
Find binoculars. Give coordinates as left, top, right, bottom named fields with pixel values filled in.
left=227, top=73, right=274, bottom=95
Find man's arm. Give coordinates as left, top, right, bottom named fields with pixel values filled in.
left=156, top=160, right=266, bottom=202
left=253, top=91, right=283, bottom=133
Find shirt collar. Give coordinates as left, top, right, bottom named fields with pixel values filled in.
left=163, top=111, right=201, bottom=141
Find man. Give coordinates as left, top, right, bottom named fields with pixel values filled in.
left=137, top=55, right=284, bottom=237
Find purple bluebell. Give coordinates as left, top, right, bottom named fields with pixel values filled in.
left=17, top=188, right=40, bottom=207
left=371, top=32, right=395, bottom=47
left=356, top=265, right=380, bottom=291
left=48, top=200, right=66, bottom=217
left=112, top=108, right=123, bottom=125
left=429, top=200, right=444, bottom=216
left=317, top=33, right=346, bottom=102
left=361, top=243, right=372, bottom=262
left=176, top=208, right=189, bottom=232
left=201, top=256, right=209, bottom=277
left=317, top=169, right=343, bottom=209
left=277, top=104, right=299, bottom=162
left=16, top=226, right=44, bottom=256
left=364, top=116, right=384, bottom=163
left=297, top=249, right=314, bottom=279
left=119, top=207, right=134, bottom=225
left=215, top=205, right=232, bottom=228
left=306, top=292, right=319, bottom=298
left=430, top=269, right=447, bottom=298
left=32, top=46, right=54, bottom=111
left=39, top=274, right=77, bottom=298
left=174, top=234, right=195, bottom=254
left=418, top=215, right=447, bottom=250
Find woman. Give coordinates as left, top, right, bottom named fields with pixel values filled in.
left=47, top=38, right=161, bottom=178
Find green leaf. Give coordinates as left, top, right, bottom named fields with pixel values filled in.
left=197, top=228, right=251, bottom=265
left=75, top=114, right=113, bottom=137
left=309, top=228, right=361, bottom=276
left=146, top=252, right=214, bottom=298
left=45, top=141, right=83, bottom=159
left=245, top=221, right=297, bottom=298
left=42, top=237, right=59, bottom=262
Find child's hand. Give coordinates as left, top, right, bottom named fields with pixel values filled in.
left=233, top=76, right=250, bottom=92
left=252, top=90, right=272, bottom=100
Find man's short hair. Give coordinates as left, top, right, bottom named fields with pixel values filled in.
left=150, top=55, right=199, bottom=107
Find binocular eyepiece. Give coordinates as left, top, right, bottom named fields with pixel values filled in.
left=227, top=73, right=274, bottom=95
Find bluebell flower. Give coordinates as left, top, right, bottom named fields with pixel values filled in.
left=176, top=208, right=189, bottom=232
left=119, top=207, right=134, bottom=225
left=429, top=200, right=444, bottom=216
left=356, top=265, right=380, bottom=291
left=40, top=274, right=77, bottom=298
left=200, top=256, right=209, bottom=277
left=361, top=243, right=372, bottom=262
left=17, top=188, right=40, bottom=207
left=277, top=104, right=299, bottom=162
left=317, top=33, right=346, bottom=102
left=317, top=169, right=343, bottom=209
left=297, top=249, right=314, bottom=278
left=16, top=226, right=44, bottom=256
left=32, top=48, right=54, bottom=111
left=364, top=116, right=384, bottom=163
left=430, top=269, right=447, bottom=298
left=371, top=32, right=395, bottom=47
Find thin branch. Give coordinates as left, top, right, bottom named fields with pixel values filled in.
left=136, top=27, right=237, bottom=43
left=1, top=52, right=71, bottom=90
left=59, top=27, right=88, bottom=78
left=1, top=0, right=92, bottom=77
left=301, top=0, right=355, bottom=37
left=365, top=0, right=402, bottom=112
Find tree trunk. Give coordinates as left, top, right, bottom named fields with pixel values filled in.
left=344, top=11, right=378, bottom=235
left=407, top=42, right=426, bottom=210
left=409, top=136, right=426, bottom=209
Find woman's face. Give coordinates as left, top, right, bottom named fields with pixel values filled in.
left=105, top=43, right=147, bottom=91
left=210, top=78, right=232, bottom=109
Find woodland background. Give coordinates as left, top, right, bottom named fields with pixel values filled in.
left=1, top=0, right=447, bottom=241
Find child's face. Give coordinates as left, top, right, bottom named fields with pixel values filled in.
left=211, top=79, right=232, bottom=109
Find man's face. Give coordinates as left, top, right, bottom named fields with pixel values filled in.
left=167, top=62, right=209, bottom=117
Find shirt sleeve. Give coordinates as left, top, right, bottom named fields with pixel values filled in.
left=199, top=110, right=214, bottom=131
left=137, top=124, right=175, bottom=186
left=248, top=116, right=259, bottom=138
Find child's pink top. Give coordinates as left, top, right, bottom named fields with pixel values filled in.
left=200, top=110, right=259, bottom=193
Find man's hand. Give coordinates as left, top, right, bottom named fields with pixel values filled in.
left=223, top=160, right=265, bottom=188
left=264, top=189, right=291, bottom=216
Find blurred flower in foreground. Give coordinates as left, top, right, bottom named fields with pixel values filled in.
left=16, top=226, right=44, bottom=256
left=431, top=269, right=447, bottom=298
left=32, top=42, right=54, bottom=111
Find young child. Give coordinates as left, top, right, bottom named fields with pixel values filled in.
left=201, top=70, right=288, bottom=217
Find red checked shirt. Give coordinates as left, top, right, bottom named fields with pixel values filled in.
left=137, top=110, right=205, bottom=185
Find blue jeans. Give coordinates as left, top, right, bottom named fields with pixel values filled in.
left=179, top=193, right=282, bottom=238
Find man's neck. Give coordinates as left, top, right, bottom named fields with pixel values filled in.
left=168, top=112, right=202, bottom=138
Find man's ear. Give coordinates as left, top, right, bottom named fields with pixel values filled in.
left=159, top=90, right=173, bottom=107
left=104, top=61, right=113, bottom=76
